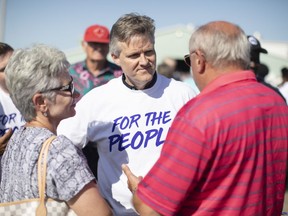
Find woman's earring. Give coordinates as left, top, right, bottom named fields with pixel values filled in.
left=43, top=112, right=48, bottom=117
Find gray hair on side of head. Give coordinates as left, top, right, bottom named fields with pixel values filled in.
left=4, top=44, right=70, bottom=122
left=189, top=21, right=250, bottom=69
left=109, top=12, right=155, bottom=56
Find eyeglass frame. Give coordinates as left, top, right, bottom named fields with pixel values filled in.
left=40, top=76, right=75, bottom=95
left=184, top=51, right=197, bottom=68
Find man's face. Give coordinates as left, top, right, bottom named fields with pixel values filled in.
left=82, top=41, right=109, bottom=62
left=112, top=35, right=156, bottom=89
left=0, top=51, right=13, bottom=88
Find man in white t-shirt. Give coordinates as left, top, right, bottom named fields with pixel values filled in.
left=0, top=43, right=25, bottom=177
left=0, top=43, right=25, bottom=137
left=57, top=13, right=197, bottom=215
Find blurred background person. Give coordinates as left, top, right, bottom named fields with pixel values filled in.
left=70, top=24, right=122, bottom=99
left=158, top=57, right=200, bottom=94
left=247, top=35, right=285, bottom=102
left=157, top=63, right=174, bottom=79
left=174, top=59, right=200, bottom=94
left=0, top=44, right=112, bottom=215
left=278, top=67, right=288, bottom=104
left=254, top=63, right=269, bottom=82
left=0, top=42, right=24, bottom=177
left=0, top=43, right=24, bottom=137
left=158, top=57, right=177, bottom=78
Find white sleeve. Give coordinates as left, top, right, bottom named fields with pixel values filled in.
left=57, top=96, right=91, bottom=149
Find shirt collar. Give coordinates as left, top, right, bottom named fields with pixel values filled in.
left=122, top=72, right=157, bottom=90
left=201, top=70, right=256, bottom=94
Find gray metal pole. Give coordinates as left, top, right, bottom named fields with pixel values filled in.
left=0, top=0, right=7, bottom=42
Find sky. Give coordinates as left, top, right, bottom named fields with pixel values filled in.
left=2, top=0, right=288, bottom=52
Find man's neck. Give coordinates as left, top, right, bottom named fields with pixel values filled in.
left=86, top=59, right=107, bottom=76
left=122, top=73, right=157, bottom=90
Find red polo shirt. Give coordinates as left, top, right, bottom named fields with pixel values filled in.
left=137, top=70, right=288, bottom=216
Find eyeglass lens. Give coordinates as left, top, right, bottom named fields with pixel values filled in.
left=184, top=55, right=191, bottom=67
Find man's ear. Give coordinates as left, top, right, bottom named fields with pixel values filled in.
left=32, top=93, right=47, bottom=113
left=111, top=53, right=121, bottom=67
left=81, top=41, right=88, bottom=51
left=199, top=58, right=206, bottom=74
left=194, top=51, right=206, bottom=74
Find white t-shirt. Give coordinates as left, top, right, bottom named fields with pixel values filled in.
left=0, top=89, right=25, bottom=176
left=279, top=82, right=288, bottom=105
left=0, top=89, right=25, bottom=135
left=58, top=74, right=197, bottom=215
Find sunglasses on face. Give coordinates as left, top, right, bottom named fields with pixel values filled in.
left=41, top=76, right=75, bottom=95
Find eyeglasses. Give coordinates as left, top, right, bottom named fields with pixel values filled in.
left=184, top=54, right=191, bottom=67
left=184, top=51, right=197, bottom=67
left=40, top=76, right=74, bottom=95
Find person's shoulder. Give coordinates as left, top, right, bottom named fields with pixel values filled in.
left=69, top=60, right=85, bottom=71
left=78, top=76, right=122, bottom=102
left=93, top=76, right=121, bottom=91
left=260, top=81, right=286, bottom=101
left=70, top=60, right=84, bottom=66
left=51, top=135, right=78, bottom=152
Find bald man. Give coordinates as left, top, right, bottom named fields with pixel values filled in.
left=123, top=21, right=288, bottom=216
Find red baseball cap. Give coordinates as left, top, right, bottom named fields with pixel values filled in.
left=84, top=25, right=110, bottom=43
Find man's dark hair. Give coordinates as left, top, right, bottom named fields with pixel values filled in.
left=0, top=42, right=14, bottom=56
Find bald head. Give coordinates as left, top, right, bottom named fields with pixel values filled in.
left=187, top=21, right=250, bottom=91
left=206, top=21, right=242, bottom=35
left=189, top=20, right=250, bottom=70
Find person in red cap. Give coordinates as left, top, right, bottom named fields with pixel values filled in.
left=69, top=24, right=123, bottom=99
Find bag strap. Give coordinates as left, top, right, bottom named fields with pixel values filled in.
left=36, top=136, right=57, bottom=216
